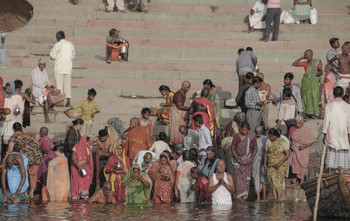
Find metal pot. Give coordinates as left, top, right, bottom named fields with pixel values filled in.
left=79, top=168, right=88, bottom=177
left=120, top=45, right=128, bottom=54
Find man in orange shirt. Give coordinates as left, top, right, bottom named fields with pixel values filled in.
left=125, top=117, right=152, bottom=163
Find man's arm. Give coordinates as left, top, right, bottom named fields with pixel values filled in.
left=208, top=174, right=222, bottom=194
left=223, top=174, right=235, bottom=194
left=88, top=191, right=100, bottom=204
left=329, top=55, right=340, bottom=69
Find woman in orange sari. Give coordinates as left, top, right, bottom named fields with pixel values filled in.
left=157, top=85, right=175, bottom=125
left=70, top=136, right=93, bottom=200
left=148, top=153, right=175, bottom=204
left=104, top=142, right=131, bottom=202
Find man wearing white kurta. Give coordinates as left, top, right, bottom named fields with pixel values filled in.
left=322, top=86, right=350, bottom=170
left=50, top=31, right=75, bottom=107
left=249, top=0, right=268, bottom=31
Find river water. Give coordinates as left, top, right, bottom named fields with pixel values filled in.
left=1, top=200, right=338, bottom=221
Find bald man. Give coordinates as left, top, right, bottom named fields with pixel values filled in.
left=125, top=117, right=152, bottom=163
left=88, top=182, right=116, bottom=204
left=256, top=73, right=272, bottom=131
left=169, top=81, right=191, bottom=146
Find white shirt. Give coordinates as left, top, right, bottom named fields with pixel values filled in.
left=322, top=98, right=350, bottom=150
left=198, top=124, right=212, bottom=156
left=31, top=66, right=49, bottom=99
left=149, top=140, right=172, bottom=160
left=50, top=39, right=75, bottom=75
left=252, top=0, right=267, bottom=16
left=184, top=129, right=199, bottom=150
left=4, top=95, right=23, bottom=122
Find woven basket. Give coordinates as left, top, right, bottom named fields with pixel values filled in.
left=65, top=110, right=84, bottom=119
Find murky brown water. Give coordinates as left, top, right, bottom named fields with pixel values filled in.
left=0, top=201, right=327, bottom=221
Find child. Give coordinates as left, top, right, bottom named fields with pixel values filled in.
left=149, top=132, right=171, bottom=160
left=276, top=87, right=297, bottom=136
left=139, top=107, right=153, bottom=137
left=64, top=88, right=100, bottom=137
left=321, top=64, right=335, bottom=104
left=190, top=166, right=211, bottom=203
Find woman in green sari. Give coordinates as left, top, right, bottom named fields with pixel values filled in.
left=203, top=79, right=221, bottom=130
left=121, top=164, right=151, bottom=204
left=292, top=49, right=323, bottom=118
left=291, top=0, right=312, bottom=23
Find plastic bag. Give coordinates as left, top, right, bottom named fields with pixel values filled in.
left=280, top=10, right=286, bottom=24
left=282, top=10, right=295, bottom=24
left=310, top=8, right=318, bottom=25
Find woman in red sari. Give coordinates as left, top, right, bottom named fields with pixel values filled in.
left=70, top=136, right=93, bottom=200
left=148, top=153, right=175, bottom=204
left=157, top=85, right=175, bottom=125
left=104, top=142, right=130, bottom=202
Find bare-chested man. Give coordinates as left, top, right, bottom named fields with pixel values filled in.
left=91, top=129, right=115, bottom=187
left=330, top=43, right=350, bottom=91
left=256, top=73, right=272, bottom=131
left=88, top=182, right=116, bottom=204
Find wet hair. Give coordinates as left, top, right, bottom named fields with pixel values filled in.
left=53, top=144, right=65, bottom=153
left=206, top=146, right=218, bottom=170
left=99, top=129, right=108, bottom=137
left=283, top=87, right=292, bottom=98
left=158, top=132, right=167, bottom=141
left=190, top=148, right=200, bottom=166
left=334, top=86, right=344, bottom=98
left=329, top=38, right=339, bottom=47
left=233, top=112, right=245, bottom=124
left=6, top=154, right=16, bottom=164
left=13, top=122, right=22, bottom=132
left=162, top=150, right=173, bottom=160
left=200, top=88, right=210, bottom=98
left=238, top=48, right=244, bottom=55
left=284, top=72, right=294, bottom=80
left=88, top=88, right=97, bottom=96
left=141, top=107, right=151, bottom=115
left=14, top=80, right=23, bottom=89
left=72, top=118, right=84, bottom=125
left=193, top=114, right=203, bottom=124
left=190, top=166, right=204, bottom=177
left=182, top=150, right=191, bottom=161
left=252, top=76, right=263, bottom=85
left=203, top=79, right=215, bottom=88
left=246, top=72, right=254, bottom=80
left=56, top=31, right=65, bottom=41
left=40, top=127, right=49, bottom=136
left=268, top=128, right=281, bottom=137
left=240, top=122, right=250, bottom=130
left=109, top=28, right=117, bottom=37
left=159, top=85, right=171, bottom=92
left=246, top=47, right=253, bottom=51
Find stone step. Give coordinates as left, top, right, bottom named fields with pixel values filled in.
left=89, top=20, right=350, bottom=33
left=96, top=11, right=350, bottom=24
left=27, top=16, right=90, bottom=27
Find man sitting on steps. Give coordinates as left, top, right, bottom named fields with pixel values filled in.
left=106, top=28, right=129, bottom=63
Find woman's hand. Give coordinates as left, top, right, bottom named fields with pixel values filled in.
left=175, top=188, right=179, bottom=197
left=275, top=163, right=282, bottom=170
left=264, top=165, right=268, bottom=172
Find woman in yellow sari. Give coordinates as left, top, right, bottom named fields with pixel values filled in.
left=104, top=142, right=131, bottom=202
left=264, top=128, right=290, bottom=203
left=157, top=85, right=174, bottom=125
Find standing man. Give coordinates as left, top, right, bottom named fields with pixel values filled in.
left=273, top=72, right=303, bottom=116
left=245, top=76, right=266, bottom=132
left=193, top=115, right=212, bottom=160
left=330, top=43, right=350, bottom=91
left=326, top=38, right=340, bottom=75
left=261, top=0, right=281, bottom=42
left=235, top=47, right=257, bottom=93
left=0, top=33, right=6, bottom=68
left=50, top=31, right=75, bottom=107
left=236, top=72, right=255, bottom=113
left=323, top=86, right=350, bottom=170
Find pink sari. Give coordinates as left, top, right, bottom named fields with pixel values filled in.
left=289, top=125, right=314, bottom=180
left=321, top=73, right=334, bottom=104
left=70, top=136, right=93, bottom=200
left=37, top=136, right=56, bottom=185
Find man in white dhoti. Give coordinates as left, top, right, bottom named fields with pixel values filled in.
left=50, top=31, right=75, bottom=107
left=248, top=0, right=268, bottom=32
left=323, top=86, right=350, bottom=170
left=106, top=0, right=126, bottom=13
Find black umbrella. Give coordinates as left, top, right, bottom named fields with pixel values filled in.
left=0, top=0, right=33, bottom=33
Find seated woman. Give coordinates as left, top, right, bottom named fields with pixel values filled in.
left=248, top=0, right=268, bottom=32
left=264, top=128, right=290, bottom=203
left=157, top=85, right=175, bottom=125
left=106, top=28, right=129, bottom=63
left=190, top=166, right=211, bottom=203
left=291, top=0, right=312, bottom=24
left=70, top=136, right=93, bottom=200
left=201, top=147, right=219, bottom=179
left=1, top=153, right=29, bottom=195
left=122, top=164, right=151, bottom=204
left=45, top=144, right=70, bottom=202
left=175, top=150, right=196, bottom=203
left=148, top=153, right=175, bottom=204
left=104, top=142, right=130, bottom=202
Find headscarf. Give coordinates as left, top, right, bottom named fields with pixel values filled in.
left=0, top=77, right=4, bottom=108
left=74, top=135, right=90, bottom=162
left=38, top=57, right=47, bottom=65
left=115, top=141, right=128, bottom=173
left=4, top=81, right=18, bottom=98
